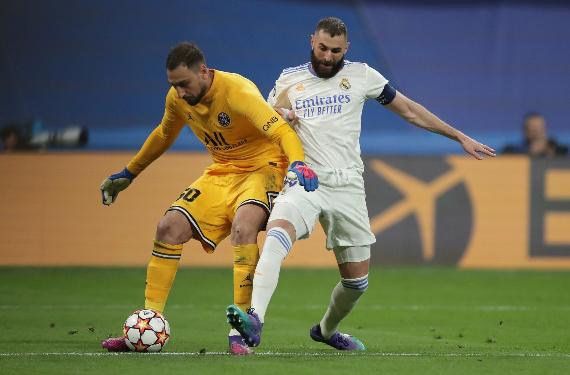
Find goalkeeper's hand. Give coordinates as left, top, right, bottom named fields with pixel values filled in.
left=276, top=108, right=300, bottom=126
left=100, top=167, right=136, bottom=205
left=288, top=161, right=319, bottom=192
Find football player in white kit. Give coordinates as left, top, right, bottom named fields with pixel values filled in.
left=227, top=17, right=495, bottom=351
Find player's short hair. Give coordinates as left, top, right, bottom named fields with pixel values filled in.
left=315, top=17, right=347, bottom=38
left=166, top=42, right=206, bottom=71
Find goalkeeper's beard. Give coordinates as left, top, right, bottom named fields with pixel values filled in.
left=183, top=84, right=208, bottom=106
left=310, top=49, right=345, bottom=79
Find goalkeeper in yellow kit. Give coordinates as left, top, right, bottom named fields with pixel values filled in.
left=100, top=42, right=318, bottom=355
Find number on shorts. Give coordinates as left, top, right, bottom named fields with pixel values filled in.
left=178, top=188, right=201, bottom=202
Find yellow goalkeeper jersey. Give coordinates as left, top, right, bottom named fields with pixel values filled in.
left=127, top=70, right=303, bottom=175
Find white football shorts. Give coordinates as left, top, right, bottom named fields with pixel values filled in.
left=270, top=167, right=376, bottom=253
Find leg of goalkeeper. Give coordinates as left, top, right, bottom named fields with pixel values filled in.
left=228, top=203, right=267, bottom=354
left=145, top=210, right=193, bottom=313
left=230, top=204, right=269, bottom=312
left=226, top=203, right=308, bottom=348
left=102, top=211, right=192, bottom=352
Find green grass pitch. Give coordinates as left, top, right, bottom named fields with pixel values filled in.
left=0, top=267, right=568, bottom=374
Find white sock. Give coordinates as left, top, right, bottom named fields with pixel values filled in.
left=251, top=227, right=293, bottom=323
left=320, top=275, right=368, bottom=339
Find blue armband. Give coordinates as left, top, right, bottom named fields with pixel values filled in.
left=376, top=84, right=396, bottom=105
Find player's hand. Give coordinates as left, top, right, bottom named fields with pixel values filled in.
left=288, top=161, right=319, bottom=192
left=100, top=167, right=136, bottom=205
left=276, top=108, right=300, bottom=126
left=460, top=136, right=496, bottom=160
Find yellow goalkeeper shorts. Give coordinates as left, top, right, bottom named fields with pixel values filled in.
left=168, top=163, right=285, bottom=253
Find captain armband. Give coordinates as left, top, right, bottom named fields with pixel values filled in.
left=376, top=84, right=396, bottom=105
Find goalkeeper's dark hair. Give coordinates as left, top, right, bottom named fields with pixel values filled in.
left=315, top=17, right=347, bottom=38
left=166, top=42, right=206, bottom=71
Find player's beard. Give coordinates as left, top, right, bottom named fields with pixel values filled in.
left=310, top=49, right=345, bottom=79
left=183, top=83, right=208, bottom=106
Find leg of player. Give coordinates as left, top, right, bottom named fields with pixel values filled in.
left=145, top=210, right=193, bottom=312
left=226, top=217, right=298, bottom=347
left=251, top=219, right=296, bottom=322
left=310, top=251, right=369, bottom=351
left=227, top=203, right=268, bottom=355
left=102, top=211, right=193, bottom=352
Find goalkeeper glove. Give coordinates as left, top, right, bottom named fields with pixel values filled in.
left=100, top=167, right=136, bottom=205
left=288, top=161, right=319, bottom=192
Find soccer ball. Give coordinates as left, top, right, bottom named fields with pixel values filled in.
left=123, top=309, right=170, bottom=352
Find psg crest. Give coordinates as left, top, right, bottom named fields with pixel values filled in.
left=217, top=112, right=231, bottom=127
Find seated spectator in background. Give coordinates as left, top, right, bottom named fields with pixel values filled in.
left=503, top=112, right=568, bottom=157
left=1, top=122, right=88, bottom=152
left=0, top=125, right=31, bottom=152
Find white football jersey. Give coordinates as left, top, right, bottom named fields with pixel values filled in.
left=267, top=61, right=388, bottom=170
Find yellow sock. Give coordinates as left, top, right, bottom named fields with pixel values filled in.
left=144, top=240, right=183, bottom=313
left=233, top=244, right=259, bottom=311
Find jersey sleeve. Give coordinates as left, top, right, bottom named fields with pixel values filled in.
left=267, top=73, right=292, bottom=109
left=363, top=64, right=389, bottom=99
left=126, top=89, right=185, bottom=175
left=230, top=82, right=304, bottom=163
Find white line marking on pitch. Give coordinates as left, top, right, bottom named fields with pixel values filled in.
left=0, top=352, right=569, bottom=358
left=1, top=304, right=569, bottom=312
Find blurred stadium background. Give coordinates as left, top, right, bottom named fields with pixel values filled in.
left=1, top=0, right=569, bottom=373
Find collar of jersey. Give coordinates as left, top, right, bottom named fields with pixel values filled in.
left=200, top=69, right=218, bottom=104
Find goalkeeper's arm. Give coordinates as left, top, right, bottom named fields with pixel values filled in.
left=100, top=123, right=182, bottom=205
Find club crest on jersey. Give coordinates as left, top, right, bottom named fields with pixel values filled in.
left=339, top=78, right=351, bottom=91
left=295, top=83, right=305, bottom=92
left=217, top=112, right=231, bottom=127
left=187, top=113, right=193, bottom=121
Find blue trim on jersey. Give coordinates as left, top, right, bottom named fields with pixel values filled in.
left=344, top=60, right=368, bottom=66
left=283, top=62, right=309, bottom=72
left=281, top=60, right=366, bottom=78
left=282, top=63, right=310, bottom=76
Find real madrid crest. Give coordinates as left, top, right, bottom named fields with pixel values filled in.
left=217, top=112, right=231, bottom=127
left=339, top=78, right=351, bottom=91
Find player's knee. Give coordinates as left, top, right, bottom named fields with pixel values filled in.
left=156, top=213, right=192, bottom=244
left=230, top=221, right=260, bottom=245
left=341, top=274, right=369, bottom=294
left=337, top=249, right=370, bottom=278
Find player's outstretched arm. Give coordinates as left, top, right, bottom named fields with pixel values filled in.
left=386, top=91, right=496, bottom=160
